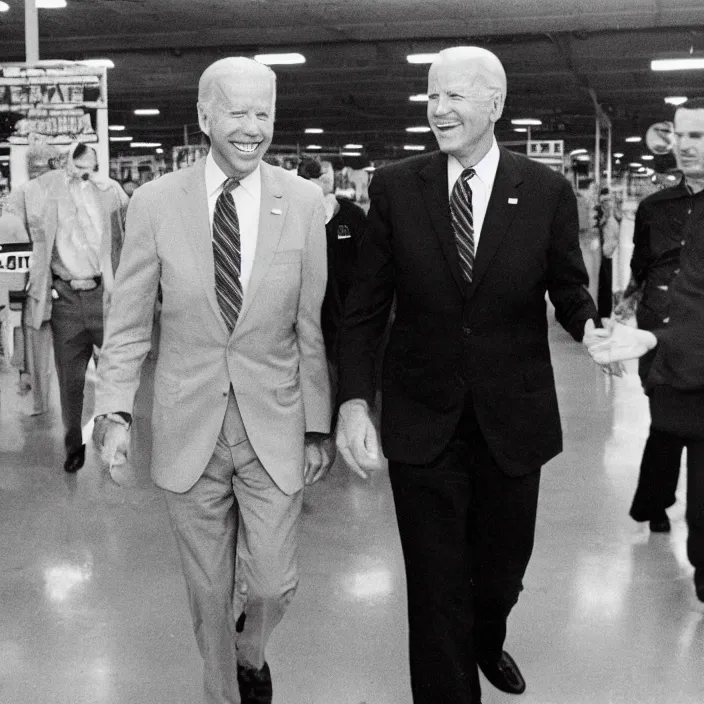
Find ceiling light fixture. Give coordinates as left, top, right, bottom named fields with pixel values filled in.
left=305, top=145, right=322, bottom=150
left=629, top=162, right=643, bottom=168
left=625, top=136, right=642, bottom=143
left=575, top=155, right=590, bottom=162
left=364, top=166, right=376, bottom=172
left=613, top=152, right=624, bottom=158
left=341, top=151, right=361, bottom=157
left=513, top=128, right=527, bottom=133
left=641, top=154, right=655, bottom=161
left=305, top=128, right=323, bottom=134
left=131, top=142, right=162, bottom=148
left=109, top=136, right=132, bottom=142
left=652, top=58, right=704, bottom=71
left=511, top=118, right=542, bottom=126
left=569, top=148, right=588, bottom=156
left=36, top=0, right=67, bottom=8
left=108, top=125, right=125, bottom=131
left=404, top=145, right=426, bottom=151
left=254, top=53, right=305, bottom=65
left=0, top=3, right=10, bottom=12
left=409, top=94, right=429, bottom=102
left=406, top=53, right=440, bottom=64
left=156, top=148, right=164, bottom=154
left=134, top=109, right=160, bottom=116
left=406, top=126, right=431, bottom=133
left=664, top=96, right=688, bottom=106
left=81, top=59, right=115, bottom=69
left=344, top=144, right=363, bottom=149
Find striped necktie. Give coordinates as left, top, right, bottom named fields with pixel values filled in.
left=213, top=177, right=242, bottom=333
left=450, top=167, right=476, bottom=284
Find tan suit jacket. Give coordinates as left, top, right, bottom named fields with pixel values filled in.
left=95, top=160, right=332, bottom=495
left=9, top=170, right=128, bottom=329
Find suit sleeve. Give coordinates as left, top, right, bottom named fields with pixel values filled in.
left=629, top=202, right=650, bottom=286
left=297, top=193, right=333, bottom=433
left=337, top=168, right=396, bottom=406
left=94, top=187, right=160, bottom=417
left=547, top=178, right=600, bottom=341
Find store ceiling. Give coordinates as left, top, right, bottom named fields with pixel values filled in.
left=1, top=0, right=704, bottom=163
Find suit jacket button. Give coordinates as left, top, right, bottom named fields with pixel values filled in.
left=462, top=325, right=472, bottom=336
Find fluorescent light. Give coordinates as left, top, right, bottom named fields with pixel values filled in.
left=511, top=118, right=542, bottom=126
left=575, top=155, right=590, bottom=162
left=570, top=148, right=588, bottom=156
left=37, top=0, right=66, bottom=8
left=305, top=145, right=322, bottom=150
left=625, top=136, right=642, bottom=143
left=406, top=53, right=439, bottom=64
left=513, top=128, right=527, bottom=133
left=406, top=126, right=431, bottom=133
left=130, top=142, right=162, bottom=148
left=0, top=3, right=9, bottom=12
left=629, top=162, right=642, bottom=168
left=81, top=59, right=114, bottom=69
left=664, top=96, right=688, bottom=106
left=344, top=144, right=363, bottom=149
left=134, top=108, right=160, bottom=116
left=652, top=58, right=704, bottom=71
left=341, top=151, right=361, bottom=156
left=305, top=128, right=323, bottom=134
left=0, top=155, right=10, bottom=161
left=364, top=166, right=376, bottom=172
left=409, top=94, right=429, bottom=102
left=613, top=152, right=624, bottom=158
left=404, top=145, right=426, bottom=151
left=641, top=154, right=655, bottom=161
left=108, top=125, right=125, bottom=131
left=156, top=148, right=164, bottom=154
left=255, top=53, right=305, bottom=65
left=109, top=136, right=132, bottom=142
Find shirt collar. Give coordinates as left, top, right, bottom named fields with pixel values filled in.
left=448, top=137, right=500, bottom=187
left=205, top=151, right=261, bottom=200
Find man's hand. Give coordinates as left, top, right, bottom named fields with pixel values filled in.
left=582, top=318, right=626, bottom=377
left=587, top=323, right=658, bottom=365
left=304, top=432, right=336, bottom=486
left=335, top=400, right=380, bottom=480
left=92, top=413, right=130, bottom=471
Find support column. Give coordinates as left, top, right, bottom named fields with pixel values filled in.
left=25, top=0, right=39, bottom=63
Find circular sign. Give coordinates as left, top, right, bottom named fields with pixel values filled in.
left=645, top=121, right=674, bottom=154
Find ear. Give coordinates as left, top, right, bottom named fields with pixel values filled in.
left=197, top=102, right=210, bottom=137
left=489, top=91, right=505, bottom=124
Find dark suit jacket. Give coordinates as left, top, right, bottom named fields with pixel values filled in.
left=338, top=147, right=599, bottom=476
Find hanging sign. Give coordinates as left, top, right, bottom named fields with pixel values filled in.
left=0, top=243, right=32, bottom=273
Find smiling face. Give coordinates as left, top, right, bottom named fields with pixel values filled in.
left=427, top=48, right=505, bottom=167
left=198, top=60, right=275, bottom=179
left=673, top=106, right=704, bottom=181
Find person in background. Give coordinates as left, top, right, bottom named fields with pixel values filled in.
left=297, top=156, right=365, bottom=374
left=92, top=57, right=333, bottom=704
left=27, top=143, right=128, bottom=471
left=121, top=179, right=138, bottom=198
left=4, top=142, right=61, bottom=413
left=588, top=98, right=704, bottom=603
left=335, top=46, right=613, bottom=704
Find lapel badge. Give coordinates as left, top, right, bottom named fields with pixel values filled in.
left=508, top=197, right=518, bottom=205
left=271, top=208, right=282, bottom=215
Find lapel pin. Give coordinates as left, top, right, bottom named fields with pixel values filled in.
left=271, top=208, right=282, bottom=215
left=508, top=197, right=518, bottom=205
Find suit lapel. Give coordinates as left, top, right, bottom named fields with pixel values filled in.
left=178, top=160, right=226, bottom=334
left=468, top=148, right=523, bottom=296
left=235, top=161, right=286, bottom=328
left=418, top=152, right=465, bottom=293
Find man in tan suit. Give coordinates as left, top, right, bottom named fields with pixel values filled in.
left=93, top=57, right=334, bottom=704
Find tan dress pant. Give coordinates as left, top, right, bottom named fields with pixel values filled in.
left=163, top=390, right=302, bottom=704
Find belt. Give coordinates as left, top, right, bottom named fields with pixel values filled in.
left=53, top=274, right=102, bottom=291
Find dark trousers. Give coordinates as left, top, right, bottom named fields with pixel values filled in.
left=49, top=280, right=103, bottom=452
left=597, top=255, right=613, bottom=318
left=630, top=421, right=684, bottom=522
left=684, top=440, right=704, bottom=569
left=389, top=399, right=541, bottom=704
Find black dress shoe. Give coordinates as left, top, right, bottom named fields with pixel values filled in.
left=649, top=510, right=671, bottom=533
left=478, top=650, right=526, bottom=695
left=238, top=662, right=272, bottom=704
left=64, top=445, right=86, bottom=473
left=694, top=568, right=704, bottom=603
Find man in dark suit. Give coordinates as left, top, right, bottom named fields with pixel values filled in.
left=335, top=47, right=608, bottom=703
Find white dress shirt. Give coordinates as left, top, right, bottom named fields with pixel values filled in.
left=447, top=137, right=500, bottom=248
left=204, top=153, right=261, bottom=297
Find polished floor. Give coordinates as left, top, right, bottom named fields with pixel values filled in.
left=1, top=319, right=703, bottom=704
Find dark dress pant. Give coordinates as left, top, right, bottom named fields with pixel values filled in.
left=388, top=398, right=540, bottom=704
left=49, top=280, right=103, bottom=452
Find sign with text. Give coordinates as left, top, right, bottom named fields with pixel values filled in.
left=0, top=243, right=32, bottom=273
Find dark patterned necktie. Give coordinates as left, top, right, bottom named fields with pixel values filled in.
left=212, top=177, right=242, bottom=333
left=450, top=167, right=476, bottom=284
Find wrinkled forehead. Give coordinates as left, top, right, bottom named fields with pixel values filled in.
left=674, top=108, right=704, bottom=133
left=205, top=71, right=275, bottom=109
left=428, top=60, right=501, bottom=95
